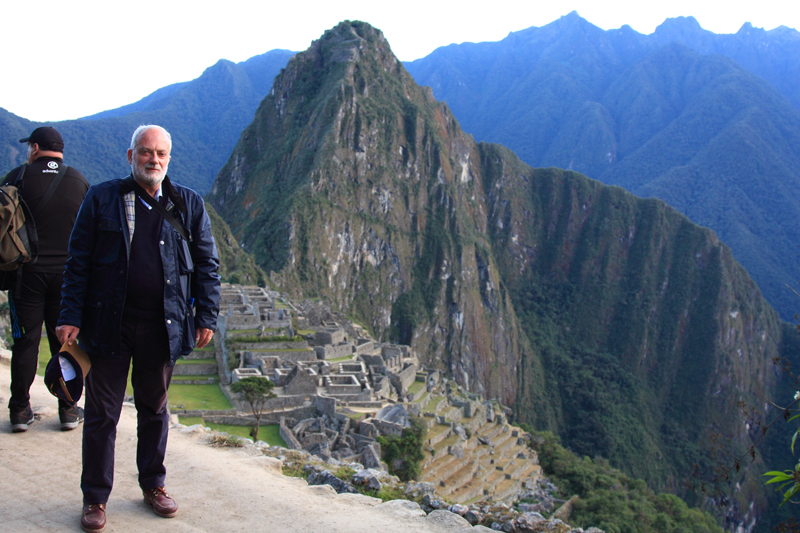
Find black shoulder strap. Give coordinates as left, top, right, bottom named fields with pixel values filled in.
left=3, top=163, right=28, bottom=188
left=31, top=164, right=68, bottom=220
left=130, top=179, right=190, bottom=242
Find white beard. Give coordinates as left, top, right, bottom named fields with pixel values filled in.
left=132, top=160, right=168, bottom=188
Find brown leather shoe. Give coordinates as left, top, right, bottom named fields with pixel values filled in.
left=81, top=502, right=106, bottom=533
left=143, top=487, right=178, bottom=518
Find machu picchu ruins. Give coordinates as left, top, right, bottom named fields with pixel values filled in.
left=170, top=283, right=592, bottom=531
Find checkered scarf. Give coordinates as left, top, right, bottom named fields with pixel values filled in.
left=124, top=191, right=135, bottom=243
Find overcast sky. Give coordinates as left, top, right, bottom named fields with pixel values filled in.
left=2, top=0, right=797, bottom=122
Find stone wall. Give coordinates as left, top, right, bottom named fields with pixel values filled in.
left=381, top=345, right=403, bottom=359
left=354, top=339, right=375, bottom=356
left=244, top=350, right=315, bottom=364
left=325, top=390, right=372, bottom=402
left=389, top=363, right=417, bottom=390
left=315, top=395, right=337, bottom=418
left=229, top=393, right=307, bottom=413
left=342, top=401, right=384, bottom=409
left=262, top=404, right=316, bottom=423
left=314, top=329, right=345, bottom=346
left=280, top=417, right=303, bottom=449
left=173, top=363, right=218, bottom=376
left=231, top=368, right=264, bottom=382
left=313, top=342, right=353, bottom=360
left=226, top=315, right=261, bottom=329
left=174, top=409, right=238, bottom=417
left=173, top=378, right=218, bottom=385
left=213, top=404, right=318, bottom=428
left=449, top=397, right=476, bottom=417
left=372, top=418, right=405, bottom=437
left=237, top=341, right=308, bottom=350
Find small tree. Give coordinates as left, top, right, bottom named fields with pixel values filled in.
left=377, top=416, right=427, bottom=481
left=230, top=376, right=276, bottom=441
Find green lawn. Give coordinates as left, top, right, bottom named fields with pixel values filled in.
left=175, top=358, right=217, bottom=365
left=172, top=375, right=219, bottom=382
left=408, top=381, right=424, bottom=395
left=34, top=337, right=226, bottom=404
left=36, top=336, right=51, bottom=376
left=179, top=416, right=287, bottom=447
left=226, top=328, right=261, bottom=337
left=424, top=395, right=444, bottom=414
left=168, top=384, right=232, bottom=410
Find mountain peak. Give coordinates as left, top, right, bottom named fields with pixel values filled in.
left=310, top=21, right=399, bottom=72
left=655, top=15, right=703, bottom=33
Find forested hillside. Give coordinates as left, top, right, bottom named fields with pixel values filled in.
left=405, top=12, right=800, bottom=321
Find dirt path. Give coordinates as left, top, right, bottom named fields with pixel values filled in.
left=0, top=353, right=486, bottom=532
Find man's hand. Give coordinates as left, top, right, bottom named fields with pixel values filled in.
left=56, top=325, right=80, bottom=346
left=195, top=327, right=213, bottom=349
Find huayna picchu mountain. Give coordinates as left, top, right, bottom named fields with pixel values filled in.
left=209, top=21, right=800, bottom=529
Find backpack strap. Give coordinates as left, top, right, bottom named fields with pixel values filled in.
left=31, top=164, right=68, bottom=220
left=130, top=178, right=190, bottom=242
left=11, top=164, right=26, bottom=186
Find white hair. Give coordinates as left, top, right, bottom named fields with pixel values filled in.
left=130, top=125, right=172, bottom=152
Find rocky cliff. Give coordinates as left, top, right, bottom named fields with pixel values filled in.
left=208, top=21, right=797, bottom=526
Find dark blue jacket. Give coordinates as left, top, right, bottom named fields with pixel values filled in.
left=58, top=175, right=221, bottom=363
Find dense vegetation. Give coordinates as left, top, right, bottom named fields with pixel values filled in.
left=377, top=416, right=427, bottom=481
left=206, top=202, right=267, bottom=286
left=521, top=428, right=723, bottom=533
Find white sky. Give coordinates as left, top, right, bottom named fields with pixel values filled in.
left=2, top=0, right=797, bottom=122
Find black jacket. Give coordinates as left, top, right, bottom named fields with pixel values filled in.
left=58, top=175, right=221, bottom=363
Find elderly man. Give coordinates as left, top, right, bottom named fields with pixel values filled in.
left=57, top=125, right=221, bottom=533
left=3, top=126, right=89, bottom=432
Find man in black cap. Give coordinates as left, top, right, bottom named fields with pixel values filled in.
left=3, top=126, right=89, bottom=432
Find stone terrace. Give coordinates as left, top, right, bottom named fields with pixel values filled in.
left=411, top=382, right=542, bottom=505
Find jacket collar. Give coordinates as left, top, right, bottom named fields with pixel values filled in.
left=121, top=174, right=186, bottom=214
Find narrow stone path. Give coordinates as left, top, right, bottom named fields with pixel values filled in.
left=0, top=353, right=485, bottom=532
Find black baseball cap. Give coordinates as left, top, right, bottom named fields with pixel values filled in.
left=19, top=126, right=64, bottom=152
left=44, top=342, right=91, bottom=403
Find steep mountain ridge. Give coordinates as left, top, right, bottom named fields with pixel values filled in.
left=405, top=14, right=800, bottom=322
left=209, top=22, right=526, bottom=404
left=209, top=22, right=797, bottom=528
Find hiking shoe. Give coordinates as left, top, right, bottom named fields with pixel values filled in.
left=143, top=487, right=178, bottom=518
left=59, top=405, right=84, bottom=431
left=10, top=405, right=34, bottom=433
left=81, top=502, right=106, bottom=533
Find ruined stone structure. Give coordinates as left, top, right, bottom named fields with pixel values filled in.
left=208, top=284, right=541, bottom=506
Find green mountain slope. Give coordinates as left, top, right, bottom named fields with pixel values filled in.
left=0, top=50, right=293, bottom=193
left=209, top=21, right=799, bottom=529
left=405, top=13, right=800, bottom=322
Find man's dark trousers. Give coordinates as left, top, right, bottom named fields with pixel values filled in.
left=8, top=271, right=71, bottom=413
left=80, top=313, right=174, bottom=504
